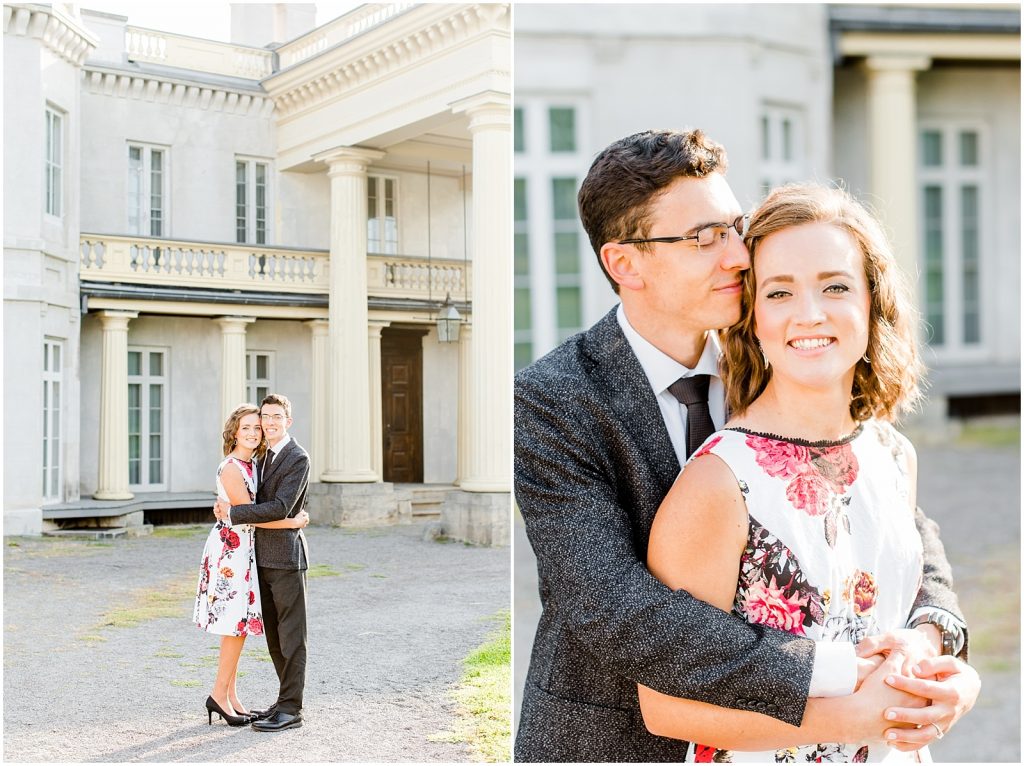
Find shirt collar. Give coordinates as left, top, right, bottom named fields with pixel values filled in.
left=616, top=303, right=722, bottom=397
left=268, top=433, right=291, bottom=457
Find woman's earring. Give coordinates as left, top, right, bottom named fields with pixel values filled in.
left=759, top=343, right=770, bottom=369
left=862, top=353, right=871, bottom=364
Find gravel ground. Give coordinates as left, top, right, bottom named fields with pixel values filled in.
left=514, top=437, right=1021, bottom=763
left=4, top=522, right=510, bottom=763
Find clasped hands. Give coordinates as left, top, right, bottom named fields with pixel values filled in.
left=851, top=628, right=980, bottom=752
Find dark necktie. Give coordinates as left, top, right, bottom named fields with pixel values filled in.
left=668, top=374, right=716, bottom=459
left=261, top=451, right=275, bottom=484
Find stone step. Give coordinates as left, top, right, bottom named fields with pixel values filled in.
left=42, top=524, right=154, bottom=540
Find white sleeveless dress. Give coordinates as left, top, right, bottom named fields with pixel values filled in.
left=684, top=420, right=924, bottom=764
left=193, top=456, right=264, bottom=636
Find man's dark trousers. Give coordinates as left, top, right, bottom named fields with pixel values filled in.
left=259, top=566, right=307, bottom=714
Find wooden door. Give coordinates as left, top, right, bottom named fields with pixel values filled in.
left=381, top=329, right=427, bottom=483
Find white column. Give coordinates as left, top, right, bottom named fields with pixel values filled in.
left=368, top=320, right=390, bottom=482
left=94, top=310, right=138, bottom=500
left=862, top=55, right=931, bottom=282
left=455, top=323, right=472, bottom=485
left=216, top=316, right=256, bottom=419
left=452, top=92, right=511, bottom=492
left=314, top=146, right=385, bottom=482
left=306, top=319, right=329, bottom=483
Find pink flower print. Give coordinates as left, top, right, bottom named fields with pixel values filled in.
left=691, top=435, right=723, bottom=460
left=812, top=444, right=859, bottom=492
left=785, top=473, right=834, bottom=517
left=748, top=436, right=811, bottom=479
left=247, top=617, right=263, bottom=636
left=741, top=576, right=809, bottom=636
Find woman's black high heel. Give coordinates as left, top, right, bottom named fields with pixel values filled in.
left=205, top=695, right=250, bottom=726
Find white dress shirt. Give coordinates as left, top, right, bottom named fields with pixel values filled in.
left=260, top=433, right=291, bottom=485
left=617, top=303, right=856, bottom=698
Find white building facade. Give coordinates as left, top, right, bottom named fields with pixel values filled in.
left=514, top=3, right=1020, bottom=421
left=4, top=2, right=511, bottom=538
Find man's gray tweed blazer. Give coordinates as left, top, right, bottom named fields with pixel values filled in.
left=229, top=438, right=310, bottom=571
left=514, top=308, right=965, bottom=763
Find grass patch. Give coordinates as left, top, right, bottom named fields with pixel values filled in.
left=79, top=634, right=107, bottom=643
left=431, top=610, right=511, bottom=762
left=343, top=563, right=366, bottom=572
left=307, top=563, right=342, bottom=578
left=151, top=525, right=208, bottom=539
left=171, top=679, right=201, bottom=688
left=370, top=574, right=388, bottom=579
left=154, top=648, right=185, bottom=659
left=957, top=420, right=1021, bottom=448
left=92, top=573, right=195, bottom=630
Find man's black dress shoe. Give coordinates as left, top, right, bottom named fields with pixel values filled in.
left=248, top=706, right=276, bottom=721
left=251, top=710, right=303, bottom=732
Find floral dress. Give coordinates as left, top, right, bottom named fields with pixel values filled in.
left=193, top=456, right=264, bottom=637
left=685, top=421, right=924, bottom=764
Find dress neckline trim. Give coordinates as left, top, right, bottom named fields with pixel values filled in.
left=725, top=423, right=865, bottom=448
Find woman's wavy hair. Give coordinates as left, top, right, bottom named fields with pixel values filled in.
left=721, top=183, right=923, bottom=423
left=221, top=403, right=268, bottom=460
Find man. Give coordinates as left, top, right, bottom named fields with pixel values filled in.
left=216, top=393, right=310, bottom=732
left=514, top=129, right=975, bottom=762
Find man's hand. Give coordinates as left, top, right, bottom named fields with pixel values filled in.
left=855, top=654, right=884, bottom=690
left=880, top=655, right=981, bottom=751
left=213, top=499, right=231, bottom=521
left=857, top=627, right=939, bottom=677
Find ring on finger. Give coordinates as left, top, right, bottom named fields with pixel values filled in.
left=929, top=722, right=944, bottom=739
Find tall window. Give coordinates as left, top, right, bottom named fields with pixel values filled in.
left=514, top=178, right=532, bottom=370
left=514, top=98, right=591, bottom=365
left=367, top=175, right=398, bottom=254
left=759, top=106, right=805, bottom=197
left=128, top=348, right=167, bottom=489
left=45, top=108, right=63, bottom=217
left=128, top=144, right=166, bottom=237
left=246, top=351, right=273, bottom=405
left=919, top=124, right=986, bottom=352
left=236, top=159, right=270, bottom=245
left=42, top=340, right=64, bottom=502
left=552, top=176, right=582, bottom=342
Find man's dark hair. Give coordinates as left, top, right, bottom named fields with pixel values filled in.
left=261, top=392, right=292, bottom=419
left=577, top=129, right=729, bottom=292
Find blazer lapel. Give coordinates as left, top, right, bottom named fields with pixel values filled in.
left=261, top=440, right=293, bottom=487
left=582, top=309, right=681, bottom=496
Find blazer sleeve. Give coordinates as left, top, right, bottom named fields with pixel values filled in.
left=911, top=506, right=969, bottom=660
left=515, top=374, right=815, bottom=728
left=229, top=451, right=310, bottom=525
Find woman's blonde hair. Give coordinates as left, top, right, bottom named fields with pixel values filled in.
left=721, top=183, right=923, bottom=423
left=221, top=404, right=268, bottom=459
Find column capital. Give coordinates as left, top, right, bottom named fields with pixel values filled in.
left=215, top=316, right=256, bottom=331
left=450, top=90, right=511, bottom=132
left=314, top=146, right=386, bottom=176
left=862, top=55, right=932, bottom=73
left=97, top=310, right=138, bottom=329
left=367, top=319, right=391, bottom=340
left=305, top=318, right=330, bottom=336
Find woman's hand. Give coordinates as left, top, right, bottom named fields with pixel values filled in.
left=880, top=655, right=981, bottom=751
left=290, top=510, right=310, bottom=529
left=856, top=627, right=939, bottom=677
left=840, top=649, right=928, bottom=746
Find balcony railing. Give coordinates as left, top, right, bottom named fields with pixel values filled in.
left=79, top=235, right=471, bottom=302
left=276, top=3, right=417, bottom=70
left=124, top=26, right=274, bottom=80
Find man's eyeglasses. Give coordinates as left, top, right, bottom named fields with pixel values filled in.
left=618, top=215, right=748, bottom=253
left=260, top=414, right=287, bottom=422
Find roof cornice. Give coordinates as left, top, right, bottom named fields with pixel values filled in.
left=263, top=3, right=509, bottom=121
left=3, top=3, right=99, bottom=66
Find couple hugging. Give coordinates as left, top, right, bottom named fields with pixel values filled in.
left=515, top=129, right=980, bottom=762
left=192, top=393, right=311, bottom=733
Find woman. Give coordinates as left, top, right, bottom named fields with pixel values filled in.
left=638, top=184, right=976, bottom=761
left=193, top=404, right=309, bottom=726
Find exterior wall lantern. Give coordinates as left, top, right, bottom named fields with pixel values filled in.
left=436, top=293, right=461, bottom=343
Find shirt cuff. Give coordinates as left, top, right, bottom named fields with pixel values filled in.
left=808, top=641, right=857, bottom=697
left=906, top=606, right=967, bottom=654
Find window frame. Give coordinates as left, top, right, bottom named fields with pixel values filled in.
left=127, top=346, right=169, bottom=492
left=758, top=104, right=806, bottom=198
left=367, top=173, right=399, bottom=255
left=246, top=351, right=274, bottom=406
left=127, top=142, right=170, bottom=238
left=917, top=120, right=991, bottom=361
left=42, top=338, right=64, bottom=504
left=235, top=157, right=273, bottom=245
left=44, top=106, right=64, bottom=219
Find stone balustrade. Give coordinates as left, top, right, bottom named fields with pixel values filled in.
left=124, top=26, right=274, bottom=80
left=79, top=235, right=471, bottom=301
left=277, top=2, right=416, bottom=69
